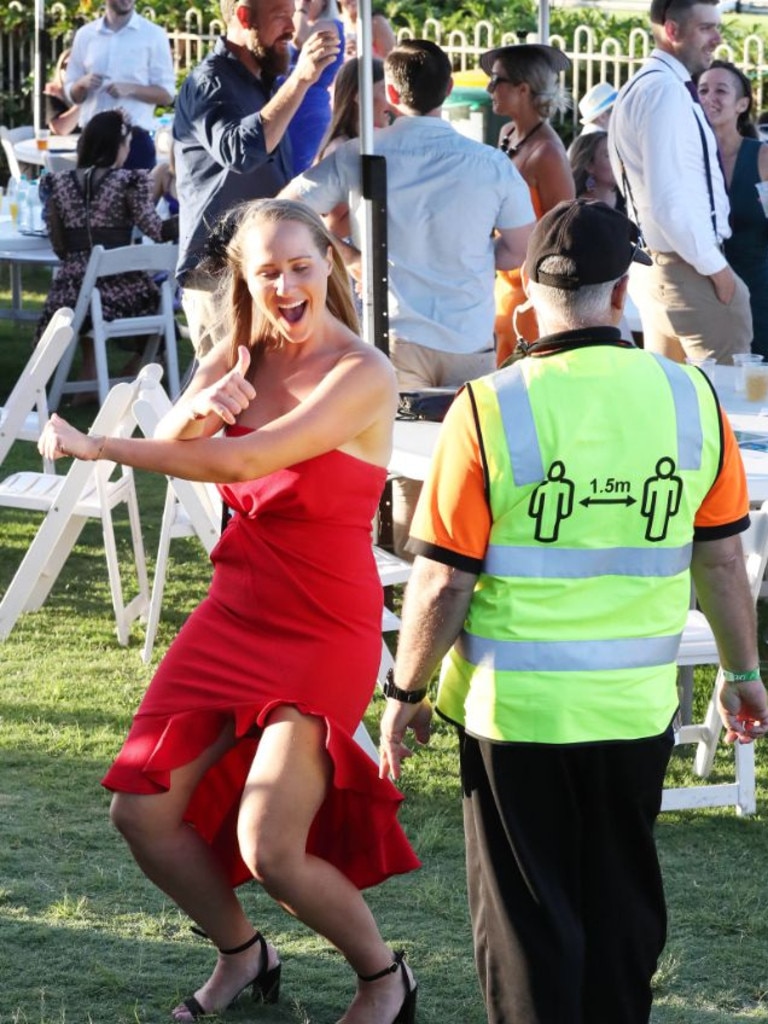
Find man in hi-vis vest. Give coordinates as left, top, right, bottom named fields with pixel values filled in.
left=379, top=200, right=768, bottom=1024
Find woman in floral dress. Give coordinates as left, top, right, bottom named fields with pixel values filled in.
left=35, top=110, right=177, bottom=373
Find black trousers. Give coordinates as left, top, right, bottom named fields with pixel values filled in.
left=460, top=726, right=674, bottom=1024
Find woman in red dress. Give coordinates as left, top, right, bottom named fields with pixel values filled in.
left=39, top=199, right=419, bottom=1024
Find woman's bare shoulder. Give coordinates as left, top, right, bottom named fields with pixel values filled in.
left=327, top=330, right=397, bottom=397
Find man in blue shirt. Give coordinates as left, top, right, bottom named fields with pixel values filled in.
left=283, top=39, right=535, bottom=552
left=174, top=0, right=340, bottom=355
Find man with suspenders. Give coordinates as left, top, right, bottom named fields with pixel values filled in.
left=609, top=0, right=752, bottom=364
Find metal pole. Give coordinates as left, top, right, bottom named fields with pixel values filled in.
left=538, top=0, right=550, bottom=46
left=356, top=0, right=389, bottom=355
left=33, top=0, right=46, bottom=134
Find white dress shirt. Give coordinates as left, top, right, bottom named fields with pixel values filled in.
left=66, top=13, right=176, bottom=131
left=609, top=49, right=729, bottom=277
left=287, top=116, right=535, bottom=354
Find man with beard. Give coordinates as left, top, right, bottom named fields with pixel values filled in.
left=66, top=0, right=175, bottom=169
left=609, top=0, right=752, bottom=365
left=174, top=0, right=340, bottom=355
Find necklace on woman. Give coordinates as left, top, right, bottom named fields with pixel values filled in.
left=501, top=120, right=546, bottom=157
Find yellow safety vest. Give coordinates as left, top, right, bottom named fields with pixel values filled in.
left=436, top=344, right=723, bottom=743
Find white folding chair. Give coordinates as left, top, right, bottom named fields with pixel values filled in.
left=48, top=242, right=180, bottom=411
left=0, top=366, right=160, bottom=645
left=662, top=501, right=768, bottom=815
left=0, top=307, right=74, bottom=473
left=0, top=125, right=34, bottom=182
left=353, top=547, right=413, bottom=763
left=131, top=372, right=222, bottom=663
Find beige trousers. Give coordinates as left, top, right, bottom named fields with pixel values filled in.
left=629, top=253, right=752, bottom=365
left=390, top=338, right=496, bottom=558
left=180, top=270, right=229, bottom=359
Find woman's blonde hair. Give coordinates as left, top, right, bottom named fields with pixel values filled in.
left=221, top=198, right=359, bottom=365
left=497, top=50, right=571, bottom=119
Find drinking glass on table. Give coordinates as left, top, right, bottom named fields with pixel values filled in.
left=733, top=353, right=764, bottom=394
left=6, top=179, right=18, bottom=227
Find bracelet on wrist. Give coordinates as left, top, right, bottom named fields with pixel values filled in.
left=722, top=668, right=762, bottom=684
left=382, top=668, right=428, bottom=704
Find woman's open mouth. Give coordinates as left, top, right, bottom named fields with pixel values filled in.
left=278, top=300, right=307, bottom=324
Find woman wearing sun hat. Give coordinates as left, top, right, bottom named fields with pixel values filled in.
left=481, top=43, right=575, bottom=364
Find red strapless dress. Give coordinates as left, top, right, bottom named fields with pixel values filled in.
left=102, top=436, right=420, bottom=889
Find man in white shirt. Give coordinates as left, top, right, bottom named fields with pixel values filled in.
left=282, top=39, right=535, bottom=551
left=66, top=0, right=176, bottom=169
left=609, top=0, right=752, bottom=363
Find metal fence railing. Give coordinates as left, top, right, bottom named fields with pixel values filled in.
left=1, top=13, right=767, bottom=132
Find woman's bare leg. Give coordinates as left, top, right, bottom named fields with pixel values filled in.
left=109, top=723, right=278, bottom=1020
left=238, top=706, right=414, bottom=1024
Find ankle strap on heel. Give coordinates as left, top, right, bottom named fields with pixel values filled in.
left=189, top=926, right=264, bottom=958
left=358, top=949, right=405, bottom=982
left=220, top=932, right=263, bottom=956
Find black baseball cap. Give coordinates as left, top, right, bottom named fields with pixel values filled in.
left=525, top=200, right=652, bottom=290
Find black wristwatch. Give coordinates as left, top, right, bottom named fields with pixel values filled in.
left=382, top=668, right=428, bottom=704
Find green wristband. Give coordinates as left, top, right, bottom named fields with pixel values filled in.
left=722, top=668, right=762, bottom=683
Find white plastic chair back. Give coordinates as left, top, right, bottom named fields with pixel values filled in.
left=48, top=242, right=180, bottom=411
left=0, top=308, right=74, bottom=472
left=662, top=501, right=768, bottom=815
left=0, top=365, right=161, bottom=644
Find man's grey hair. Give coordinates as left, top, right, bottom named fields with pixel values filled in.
left=527, top=256, right=620, bottom=329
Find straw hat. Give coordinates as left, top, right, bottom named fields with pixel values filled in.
left=479, top=44, right=571, bottom=78
left=578, top=82, right=618, bottom=125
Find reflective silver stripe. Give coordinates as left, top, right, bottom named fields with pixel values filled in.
left=490, top=366, right=544, bottom=485
left=651, top=356, right=703, bottom=471
left=483, top=542, right=693, bottom=578
left=457, top=631, right=681, bottom=672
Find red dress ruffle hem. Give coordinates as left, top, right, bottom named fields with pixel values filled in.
left=102, top=439, right=421, bottom=889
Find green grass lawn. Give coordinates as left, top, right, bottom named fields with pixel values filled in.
left=2, top=270, right=768, bottom=1022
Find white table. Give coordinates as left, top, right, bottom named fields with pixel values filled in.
left=709, top=364, right=768, bottom=503
left=390, top=366, right=768, bottom=503
left=15, top=135, right=78, bottom=169
left=390, top=420, right=441, bottom=482
left=0, top=218, right=57, bottom=321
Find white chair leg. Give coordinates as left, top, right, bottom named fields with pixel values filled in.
left=735, top=741, right=756, bottom=816
left=693, top=674, right=725, bottom=779
left=142, top=483, right=178, bottom=664
left=353, top=720, right=379, bottom=764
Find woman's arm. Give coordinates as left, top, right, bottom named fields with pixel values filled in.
left=153, top=343, right=254, bottom=440
left=126, top=171, right=170, bottom=242
left=527, top=138, right=576, bottom=214
left=39, top=342, right=397, bottom=482
left=758, top=141, right=768, bottom=184
left=371, top=12, right=396, bottom=57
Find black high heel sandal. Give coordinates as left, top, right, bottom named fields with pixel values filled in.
left=357, top=949, right=417, bottom=1024
left=180, top=931, right=281, bottom=1020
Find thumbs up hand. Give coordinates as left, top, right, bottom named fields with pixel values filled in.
left=188, top=345, right=257, bottom=425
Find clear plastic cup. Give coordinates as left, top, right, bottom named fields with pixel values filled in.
left=35, top=128, right=50, bottom=151
left=686, top=356, right=716, bottom=383
left=733, top=352, right=763, bottom=393
left=744, top=363, right=768, bottom=404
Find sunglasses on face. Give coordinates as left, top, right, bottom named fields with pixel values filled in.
left=488, top=73, right=515, bottom=92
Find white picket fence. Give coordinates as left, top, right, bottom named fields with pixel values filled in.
left=2, top=7, right=767, bottom=129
